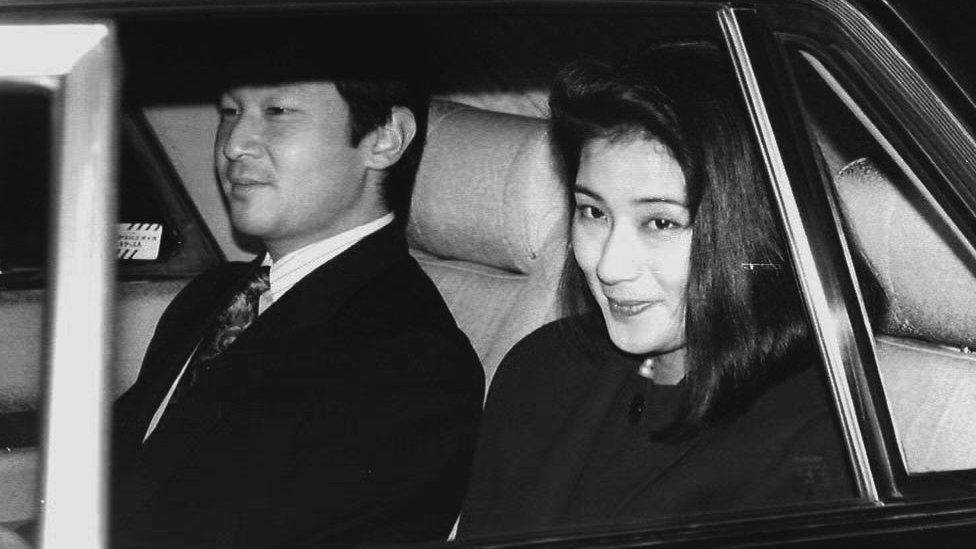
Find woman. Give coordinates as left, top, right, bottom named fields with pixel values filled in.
left=459, top=43, right=870, bottom=537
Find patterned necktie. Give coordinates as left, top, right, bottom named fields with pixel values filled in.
left=170, top=265, right=271, bottom=404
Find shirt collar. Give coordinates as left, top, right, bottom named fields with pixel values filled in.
left=259, top=213, right=394, bottom=307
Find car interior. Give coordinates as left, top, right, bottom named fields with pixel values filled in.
left=2, top=5, right=976, bottom=544
left=792, top=49, right=976, bottom=474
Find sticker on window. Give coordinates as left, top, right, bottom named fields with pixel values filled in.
left=118, top=223, right=162, bottom=260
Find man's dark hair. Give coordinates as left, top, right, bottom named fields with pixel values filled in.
left=215, top=20, right=430, bottom=224
left=334, top=79, right=428, bottom=225
left=549, top=42, right=884, bottom=436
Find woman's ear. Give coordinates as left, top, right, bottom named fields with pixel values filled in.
left=362, top=106, right=417, bottom=170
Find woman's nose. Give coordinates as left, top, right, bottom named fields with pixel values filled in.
left=220, top=115, right=261, bottom=161
left=596, top=227, right=641, bottom=285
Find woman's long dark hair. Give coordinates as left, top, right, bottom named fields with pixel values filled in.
left=550, top=42, right=822, bottom=436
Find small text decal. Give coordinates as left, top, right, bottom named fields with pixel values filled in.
left=118, top=223, right=162, bottom=260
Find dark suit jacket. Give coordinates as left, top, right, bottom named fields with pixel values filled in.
left=459, top=317, right=854, bottom=538
left=111, top=225, right=484, bottom=548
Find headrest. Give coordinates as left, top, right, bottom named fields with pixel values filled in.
left=407, top=101, right=567, bottom=274
left=835, top=158, right=976, bottom=349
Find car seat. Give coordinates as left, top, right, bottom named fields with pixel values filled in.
left=406, top=100, right=569, bottom=387
left=834, top=157, right=976, bottom=472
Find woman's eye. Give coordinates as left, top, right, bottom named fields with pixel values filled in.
left=266, top=106, right=291, bottom=116
left=647, top=218, right=679, bottom=231
left=578, top=205, right=606, bottom=220
left=217, top=106, right=239, bottom=117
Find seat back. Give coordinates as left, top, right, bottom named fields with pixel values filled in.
left=835, top=158, right=976, bottom=472
left=407, top=101, right=569, bottom=385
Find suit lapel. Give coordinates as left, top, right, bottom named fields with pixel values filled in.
left=116, top=225, right=407, bottom=517
left=217, top=224, right=407, bottom=366
left=113, top=263, right=255, bottom=457
left=134, top=264, right=258, bottom=436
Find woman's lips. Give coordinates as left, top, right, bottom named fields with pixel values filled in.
left=605, top=297, right=656, bottom=319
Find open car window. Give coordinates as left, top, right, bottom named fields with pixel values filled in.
left=3, top=5, right=872, bottom=548
left=0, top=107, right=221, bottom=290
left=130, top=6, right=866, bottom=544
left=768, top=0, right=976, bottom=503
left=7, top=1, right=976, bottom=548
left=790, top=48, right=976, bottom=476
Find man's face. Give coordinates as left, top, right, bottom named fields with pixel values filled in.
left=215, top=81, right=380, bottom=259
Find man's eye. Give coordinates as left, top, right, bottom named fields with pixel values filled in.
left=265, top=106, right=291, bottom=115
left=217, top=106, right=239, bottom=117
left=577, top=205, right=606, bottom=220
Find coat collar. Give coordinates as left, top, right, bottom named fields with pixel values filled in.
left=522, top=319, right=703, bottom=528
left=225, top=222, right=407, bottom=351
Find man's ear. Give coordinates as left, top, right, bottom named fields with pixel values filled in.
left=362, top=106, right=417, bottom=170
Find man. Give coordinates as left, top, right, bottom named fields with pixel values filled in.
left=110, top=61, right=484, bottom=547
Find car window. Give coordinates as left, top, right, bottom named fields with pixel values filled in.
left=0, top=108, right=220, bottom=291
left=0, top=85, right=50, bottom=281
left=0, top=111, right=221, bottom=448
left=115, top=7, right=871, bottom=544
left=0, top=84, right=49, bottom=455
left=787, top=45, right=976, bottom=478
left=5, top=4, right=935, bottom=548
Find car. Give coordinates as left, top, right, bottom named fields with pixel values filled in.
left=1, top=0, right=976, bottom=547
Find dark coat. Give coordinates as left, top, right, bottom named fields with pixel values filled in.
left=111, top=225, right=485, bottom=548
left=459, top=318, right=854, bottom=538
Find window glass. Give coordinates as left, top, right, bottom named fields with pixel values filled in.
left=0, top=113, right=186, bottom=290
left=364, top=11, right=856, bottom=542
left=1, top=9, right=870, bottom=546
left=0, top=85, right=49, bottom=540
left=788, top=47, right=976, bottom=475
left=0, top=87, right=50, bottom=282
left=116, top=133, right=182, bottom=263
left=109, top=9, right=864, bottom=544
left=0, top=86, right=49, bottom=441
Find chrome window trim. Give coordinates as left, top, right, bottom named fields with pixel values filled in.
left=775, top=0, right=976, bottom=238
left=718, top=6, right=880, bottom=504
left=765, top=1, right=976, bottom=495
left=798, top=50, right=976, bottom=473
left=0, top=23, right=118, bottom=549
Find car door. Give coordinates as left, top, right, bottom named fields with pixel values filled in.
left=0, top=23, right=117, bottom=549
left=0, top=18, right=223, bottom=547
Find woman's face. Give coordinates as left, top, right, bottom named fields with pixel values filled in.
left=572, top=137, right=692, bottom=355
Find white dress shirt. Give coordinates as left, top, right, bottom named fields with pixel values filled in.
left=259, top=213, right=394, bottom=314
left=143, top=213, right=395, bottom=441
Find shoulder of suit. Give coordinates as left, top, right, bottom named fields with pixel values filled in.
left=165, top=261, right=253, bottom=308
left=191, top=261, right=252, bottom=287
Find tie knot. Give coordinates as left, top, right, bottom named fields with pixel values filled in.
left=247, top=266, right=271, bottom=297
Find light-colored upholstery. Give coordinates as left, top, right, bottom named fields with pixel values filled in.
left=0, top=448, right=37, bottom=527
left=874, top=335, right=976, bottom=472
left=407, top=100, right=568, bottom=385
left=836, top=158, right=976, bottom=349
left=0, top=525, right=31, bottom=549
left=0, top=279, right=186, bottom=413
left=835, top=158, right=976, bottom=473
left=0, top=279, right=185, bottom=525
